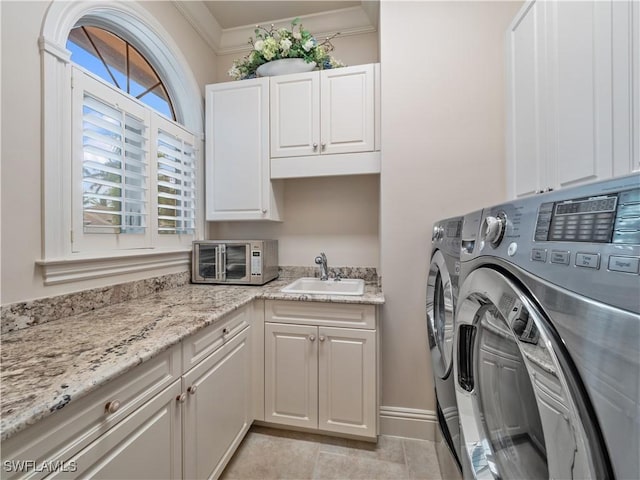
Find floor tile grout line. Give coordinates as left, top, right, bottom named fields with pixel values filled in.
left=401, top=438, right=412, bottom=480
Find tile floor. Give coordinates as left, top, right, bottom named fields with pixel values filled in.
left=220, top=425, right=443, bottom=480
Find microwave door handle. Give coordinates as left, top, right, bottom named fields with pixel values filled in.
left=215, top=246, right=222, bottom=281
left=219, top=245, right=227, bottom=281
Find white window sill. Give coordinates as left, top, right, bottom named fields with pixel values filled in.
left=36, top=249, right=191, bottom=285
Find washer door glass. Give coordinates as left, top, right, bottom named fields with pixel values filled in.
left=455, top=268, right=600, bottom=480
left=426, top=250, right=455, bottom=378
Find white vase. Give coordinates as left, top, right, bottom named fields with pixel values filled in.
left=256, top=58, right=317, bottom=77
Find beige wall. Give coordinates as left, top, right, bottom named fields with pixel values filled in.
left=210, top=175, right=380, bottom=269
left=215, top=31, right=379, bottom=83
left=379, top=0, right=522, bottom=417
left=0, top=1, right=217, bottom=304
left=210, top=31, right=381, bottom=269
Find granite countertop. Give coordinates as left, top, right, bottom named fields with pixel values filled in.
left=0, top=277, right=384, bottom=442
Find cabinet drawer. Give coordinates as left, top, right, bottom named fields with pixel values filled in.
left=182, top=303, right=252, bottom=372
left=46, top=381, right=182, bottom=479
left=265, top=300, right=376, bottom=329
left=1, top=345, right=181, bottom=480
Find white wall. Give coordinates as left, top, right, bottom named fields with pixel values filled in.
left=0, top=1, right=217, bottom=304
left=379, top=0, right=522, bottom=432
left=210, top=31, right=381, bottom=269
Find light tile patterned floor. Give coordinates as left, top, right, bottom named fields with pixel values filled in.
left=220, top=426, right=443, bottom=480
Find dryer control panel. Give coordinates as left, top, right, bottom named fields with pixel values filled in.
left=461, top=173, right=640, bottom=313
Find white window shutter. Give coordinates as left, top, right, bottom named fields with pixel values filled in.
left=81, top=94, right=148, bottom=234
left=155, top=118, right=197, bottom=237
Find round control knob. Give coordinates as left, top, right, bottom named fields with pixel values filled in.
left=480, top=213, right=507, bottom=247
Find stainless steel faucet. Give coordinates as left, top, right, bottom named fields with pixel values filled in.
left=314, top=252, right=328, bottom=280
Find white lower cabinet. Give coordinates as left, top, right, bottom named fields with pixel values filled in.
left=1, top=346, right=182, bottom=480
left=50, top=381, right=183, bottom=479
left=264, top=323, right=318, bottom=429
left=1, top=299, right=379, bottom=479
left=182, top=325, right=251, bottom=480
left=264, top=301, right=378, bottom=439
left=1, top=305, right=257, bottom=480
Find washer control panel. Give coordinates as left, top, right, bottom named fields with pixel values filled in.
left=534, top=188, right=640, bottom=244
left=461, top=174, right=640, bottom=313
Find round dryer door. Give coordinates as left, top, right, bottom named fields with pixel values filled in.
left=454, top=268, right=609, bottom=480
left=426, top=250, right=456, bottom=378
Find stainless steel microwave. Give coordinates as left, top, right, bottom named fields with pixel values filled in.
left=192, top=240, right=278, bottom=285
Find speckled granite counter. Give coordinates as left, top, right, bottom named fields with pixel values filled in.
left=0, top=276, right=384, bottom=442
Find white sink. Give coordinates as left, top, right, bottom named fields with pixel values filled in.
left=281, top=277, right=365, bottom=296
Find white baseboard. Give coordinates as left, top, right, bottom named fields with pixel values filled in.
left=379, top=406, right=437, bottom=441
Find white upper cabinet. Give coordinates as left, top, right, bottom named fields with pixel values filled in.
left=270, top=72, right=321, bottom=158
left=507, top=0, right=545, bottom=198
left=205, top=78, right=282, bottom=221
left=507, top=0, right=638, bottom=199
left=546, top=1, right=614, bottom=190
left=270, top=64, right=380, bottom=179
left=321, top=66, right=376, bottom=155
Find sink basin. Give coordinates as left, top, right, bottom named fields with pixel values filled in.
left=281, top=277, right=365, bottom=296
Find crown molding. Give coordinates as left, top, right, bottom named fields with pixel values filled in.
left=173, top=1, right=378, bottom=56
left=172, top=1, right=222, bottom=53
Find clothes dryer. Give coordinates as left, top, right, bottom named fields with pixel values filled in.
left=426, top=217, right=464, bottom=475
left=455, top=174, right=640, bottom=479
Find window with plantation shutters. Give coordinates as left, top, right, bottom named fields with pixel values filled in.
left=72, top=66, right=197, bottom=254
left=156, top=124, right=196, bottom=236
left=81, top=94, right=148, bottom=235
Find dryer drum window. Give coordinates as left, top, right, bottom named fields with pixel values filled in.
left=426, top=251, right=455, bottom=378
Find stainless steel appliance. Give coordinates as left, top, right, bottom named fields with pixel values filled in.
left=455, top=174, right=639, bottom=479
left=192, top=240, right=278, bottom=285
left=426, top=217, right=463, bottom=476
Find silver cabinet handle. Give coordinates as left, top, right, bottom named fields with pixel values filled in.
left=321, top=143, right=326, bottom=151
left=105, top=400, right=121, bottom=414
left=176, top=393, right=187, bottom=403
left=262, top=209, right=267, bottom=214
left=319, top=335, right=326, bottom=342
left=312, top=143, right=318, bottom=151
left=187, top=385, right=198, bottom=395
left=309, top=335, right=316, bottom=342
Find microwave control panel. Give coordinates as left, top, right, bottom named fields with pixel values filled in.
left=251, top=250, right=262, bottom=276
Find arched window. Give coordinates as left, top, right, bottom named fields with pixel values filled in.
left=39, top=1, right=204, bottom=284
left=67, top=25, right=175, bottom=119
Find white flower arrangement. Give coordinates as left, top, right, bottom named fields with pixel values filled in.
left=228, top=18, right=345, bottom=80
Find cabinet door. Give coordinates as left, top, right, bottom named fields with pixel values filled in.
left=506, top=0, right=546, bottom=198
left=321, top=64, right=375, bottom=155
left=318, top=327, right=376, bottom=438
left=613, top=0, right=640, bottom=175
left=206, top=79, right=277, bottom=221
left=264, top=322, right=318, bottom=429
left=50, top=381, right=182, bottom=479
left=270, top=72, right=320, bottom=158
left=546, top=0, right=614, bottom=190
left=635, top=1, right=640, bottom=173
left=183, top=326, right=251, bottom=480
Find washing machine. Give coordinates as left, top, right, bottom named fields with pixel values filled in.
left=426, top=216, right=464, bottom=476
left=454, top=174, right=640, bottom=479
